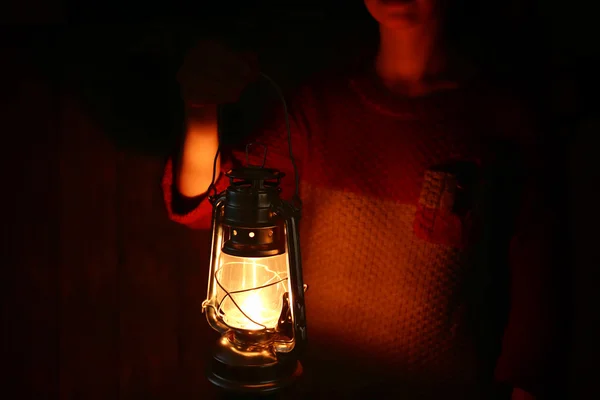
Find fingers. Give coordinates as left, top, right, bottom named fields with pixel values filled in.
left=177, top=39, right=260, bottom=105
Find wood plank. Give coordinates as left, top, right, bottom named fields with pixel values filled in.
left=1, top=51, right=60, bottom=398
left=115, top=149, right=221, bottom=399
left=173, top=208, right=219, bottom=399
left=58, top=93, right=119, bottom=399
left=568, top=117, right=600, bottom=399
left=117, top=151, right=179, bottom=398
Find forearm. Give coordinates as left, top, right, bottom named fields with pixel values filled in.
left=176, top=104, right=220, bottom=198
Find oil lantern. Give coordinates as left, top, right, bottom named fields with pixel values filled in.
left=202, top=146, right=307, bottom=394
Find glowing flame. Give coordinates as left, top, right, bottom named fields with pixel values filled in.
left=216, top=254, right=288, bottom=331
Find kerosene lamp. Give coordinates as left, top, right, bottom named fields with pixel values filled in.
left=201, top=140, right=307, bottom=394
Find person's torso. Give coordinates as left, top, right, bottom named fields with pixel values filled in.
left=290, top=73, right=521, bottom=397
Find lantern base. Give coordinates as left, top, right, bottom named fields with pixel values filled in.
left=207, top=336, right=302, bottom=395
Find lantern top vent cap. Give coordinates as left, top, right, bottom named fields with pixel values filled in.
left=226, top=167, right=285, bottom=182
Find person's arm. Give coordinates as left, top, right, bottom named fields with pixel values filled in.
left=161, top=103, right=222, bottom=229
left=177, top=104, right=221, bottom=199
left=502, top=138, right=558, bottom=400
left=161, top=39, right=266, bottom=228
left=162, top=91, right=309, bottom=230
left=491, top=93, right=562, bottom=399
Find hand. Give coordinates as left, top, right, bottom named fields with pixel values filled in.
left=512, top=388, right=536, bottom=400
left=177, top=39, right=259, bottom=106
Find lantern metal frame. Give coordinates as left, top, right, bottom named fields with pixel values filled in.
left=201, top=160, right=307, bottom=394
left=198, top=73, right=306, bottom=394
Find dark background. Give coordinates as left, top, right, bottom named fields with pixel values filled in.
left=2, top=0, right=598, bottom=398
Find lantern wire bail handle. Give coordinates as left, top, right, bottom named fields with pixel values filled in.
left=259, top=72, right=302, bottom=212
left=206, top=73, right=302, bottom=210
left=207, top=105, right=224, bottom=202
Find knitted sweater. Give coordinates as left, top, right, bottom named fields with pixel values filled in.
left=163, top=69, right=546, bottom=398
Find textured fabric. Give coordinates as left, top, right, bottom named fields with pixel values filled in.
left=163, top=69, right=540, bottom=398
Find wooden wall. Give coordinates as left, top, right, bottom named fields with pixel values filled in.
left=3, top=41, right=219, bottom=399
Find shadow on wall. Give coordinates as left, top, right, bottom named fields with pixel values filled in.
left=62, top=25, right=284, bottom=158
left=61, top=25, right=186, bottom=157
left=61, top=8, right=377, bottom=157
